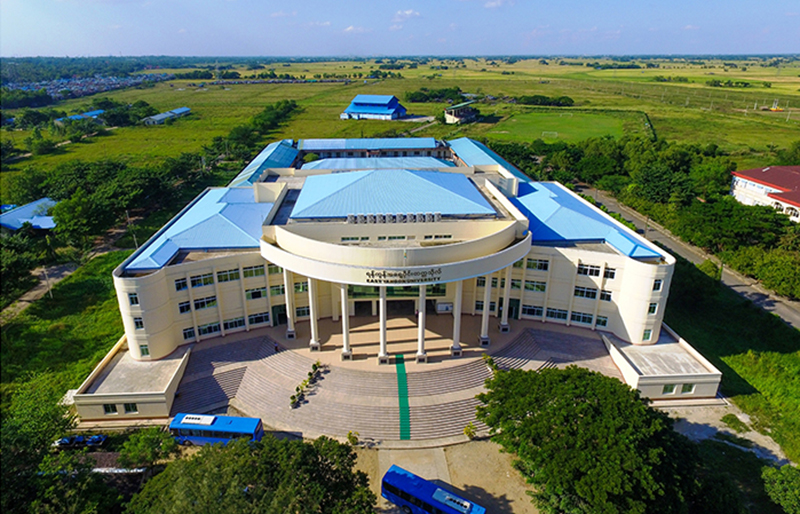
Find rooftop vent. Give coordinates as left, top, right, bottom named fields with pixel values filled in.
left=434, top=212, right=442, bottom=222
left=367, top=214, right=376, bottom=224
left=407, top=213, right=415, bottom=223
left=416, top=213, right=425, bottom=223
left=425, top=212, right=434, bottom=223
left=182, top=414, right=216, bottom=426
left=357, top=214, right=366, bottom=224
left=347, top=214, right=356, bottom=224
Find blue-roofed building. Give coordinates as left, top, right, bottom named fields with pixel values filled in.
left=142, top=107, right=191, bottom=125
left=340, top=94, right=407, bottom=120
left=54, top=109, right=105, bottom=126
left=80, top=136, right=719, bottom=425
left=0, top=197, right=58, bottom=232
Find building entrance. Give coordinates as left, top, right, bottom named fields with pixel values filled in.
left=354, top=301, right=372, bottom=317
left=272, top=304, right=287, bottom=326
left=388, top=300, right=415, bottom=316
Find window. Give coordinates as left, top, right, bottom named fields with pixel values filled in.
left=476, top=276, right=486, bottom=287
left=179, top=301, right=191, bottom=314
left=217, top=268, right=240, bottom=283
left=513, top=260, right=524, bottom=268
left=134, top=317, right=144, bottom=330
left=128, top=293, right=139, bottom=306
left=296, top=306, right=310, bottom=317
left=424, top=235, right=433, bottom=240
left=489, top=301, right=496, bottom=312
left=183, top=328, right=195, bottom=340
left=139, top=345, right=150, bottom=357
left=246, top=288, right=267, bottom=300
left=294, top=281, right=309, bottom=293
left=596, top=316, right=608, bottom=327
left=243, top=265, right=265, bottom=278
left=648, top=302, right=658, bottom=315
left=194, top=296, right=217, bottom=310
left=190, top=273, right=214, bottom=288
left=223, top=317, right=245, bottom=330
left=653, top=279, right=663, bottom=291
left=662, top=384, right=676, bottom=395
left=600, top=290, right=612, bottom=302
left=360, top=236, right=370, bottom=241
left=124, top=403, right=138, bottom=414
left=574, top=286, right=597, bottom=299
left=341, top=236, right=360, bottom=242
left=377, top=236, right=387, bottom=241
left=267, top=264, right=283, bottom=275
left=475, top=301, right=484, bottom=311
left=175, top=278, right=188, bottom=291
left=387, top=235, right=406, bottom=241
left=681, top=383, right=695, bottom=394
left=526, top=259, right=549, bottom=271
left=643, top=329, right=652, bottom=341
left=604, top=268, right=616, bottom=279
left=270, top=284, right=285, bottom=296
left=248, top=312, right=270, bottom=325
left=198, top=322, right=221, bottom=336
left=511, top=279, right=521, bottom=290
left=491, top=277, right=498, bottom=288
left=570, top=311, right=593, bottom=324
left=522, top=304, right=543, bottom=317
left=103, top=404, right=117, bottom=415
left=577, top=264, right=601, bottom=276
left=434, top=234, right=452, bottom=239
left=525, top=280, right=546, bottom=292
left=546, top=308, right=569, bottom=320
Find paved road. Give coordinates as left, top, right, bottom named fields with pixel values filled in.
left=580, top=186, right=800, bottom=330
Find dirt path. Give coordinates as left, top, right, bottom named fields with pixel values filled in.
left=0, top=263, right=79, bottom=323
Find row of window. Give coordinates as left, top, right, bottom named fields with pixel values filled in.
left=662, top=383, right=695, bottom=395
left=181, top=312, right=271, bottom=341
left=173, top=265, right=267, bottom=292
left=103, top=403, right=138, bottom=414
left=340, top=234, right=454, bottom=243
left=574, top=286, right=612, bottom=302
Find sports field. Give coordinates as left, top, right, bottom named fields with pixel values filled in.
left=486, top=110, right=632, bottom=142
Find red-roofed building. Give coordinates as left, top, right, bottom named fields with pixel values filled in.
left=731, top=165, right=800, bottom=222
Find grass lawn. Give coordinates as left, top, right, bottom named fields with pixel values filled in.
left=486, top=110, right=629, bottom=142
left=664, top=256, right=800, bottom=463
left=0, top=251, right=131, bottom=404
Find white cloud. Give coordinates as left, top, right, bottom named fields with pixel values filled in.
left=684, top=25, right=700, bottom=30
left=308, top=21, right=331, bottom=27
left=390, top=24, right=403, bottom=31
left=271, top=10, right=296, bottom=18
left=177, top=28, right=186, bottom=34
left=484, top=0, right=513, bottom=8
left=344, top=25, right=371, bottom=34
left=393, top=9, right=420, bottom=22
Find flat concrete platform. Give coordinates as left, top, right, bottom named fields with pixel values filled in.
left=85, top=345, right=189, bottom=394
left=606, top=331, right=714, bottom=376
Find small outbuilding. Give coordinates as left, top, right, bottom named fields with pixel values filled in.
left=444, top=101, right=478, bottom=125
left=142, top=107, right=191, bottom=125
left=340, top=95, right=406, bottom=120
left=0, top=197, right=58, bottom=234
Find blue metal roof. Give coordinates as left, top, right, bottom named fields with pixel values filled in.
left=229, top=140, right=298, bottom=187
left=82, top=109, right=105, bottom=118
left=290, top=169, right=495, bottom=219
left=169, top=107, right=191, bottom=115
left=302, top=156, right=454, bottom=170
left=125, top=188, right=273, bottom=271
left=510, top=182, right=662, bottom=259
left=351, top=94, right=396, bottom=105
left=0, top=197, right=58, bottom=230
left=298, top=137, right=437, bottom=151
left=343, top=104, right=405, bottom=115
left=447, top=137, right=530, bottom=182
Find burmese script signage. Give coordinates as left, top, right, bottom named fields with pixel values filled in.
left=366, top=268, right=442, bottom=284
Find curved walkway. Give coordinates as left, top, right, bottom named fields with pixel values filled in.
left=170, top=322, right=618, bottom=443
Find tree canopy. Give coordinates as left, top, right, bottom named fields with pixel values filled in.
left=476, top=366, right=696, bottom=514
left=126, top=436, right=376, bottom=514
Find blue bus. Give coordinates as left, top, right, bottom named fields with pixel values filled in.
left=169, top=413, right=265, bottom=446
left=382, top=465, right=486, bottom=514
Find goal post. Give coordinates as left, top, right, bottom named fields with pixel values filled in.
left=541, top=131, right=558, bottom=138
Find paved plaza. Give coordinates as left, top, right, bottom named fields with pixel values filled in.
left=170, top=315, right=622, bottom=444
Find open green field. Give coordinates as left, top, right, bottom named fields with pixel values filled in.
left=487, top=110, right=631, bottom=142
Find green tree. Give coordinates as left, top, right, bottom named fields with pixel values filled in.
left=126, top=436, right=376, bottom=514
left=762, top=465, right=800, bottom=514
left=118, top=427, right=178, bottom=470
left=476, top=366, right=696, bottom=514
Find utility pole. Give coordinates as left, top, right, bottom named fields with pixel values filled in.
left=43, top=267, right=53, bottom=299
left=126, top=210, right=138, bottom=250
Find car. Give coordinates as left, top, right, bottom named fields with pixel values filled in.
left=85, top=434, right=108, bottom=448
left=51, top=435, right=86, bottom=449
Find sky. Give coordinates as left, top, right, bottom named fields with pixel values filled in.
left=1, top=0, right=798, bottom=57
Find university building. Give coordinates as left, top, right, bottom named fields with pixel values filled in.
left=72, top=137, right=721, bottom=421
left=731, top=165, right=800, bottom=222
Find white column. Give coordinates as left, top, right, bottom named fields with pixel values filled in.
left=340, top=283, right=352, bottom=359
left=451, top=280, right=463, bottom=356
left=416, top=286, right=427, bottom=362
left=500, top=265, right=513, bottom=332
left=283, top=269, right=296, bottom=339
left=378, top=286, right=389, bottom=364
left=308, top=278, right=320, bottom=350
left=479, top=276, right=492, bottom=346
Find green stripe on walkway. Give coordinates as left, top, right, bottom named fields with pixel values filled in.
left=395, top=355, right=411, bottom=440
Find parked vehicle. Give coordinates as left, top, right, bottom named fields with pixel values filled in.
left=51, top=435, right=86, bottom=449
left=85, top=434, right=108, bottom=447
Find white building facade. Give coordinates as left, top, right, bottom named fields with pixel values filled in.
left=731, top=165, right=800, bottom=222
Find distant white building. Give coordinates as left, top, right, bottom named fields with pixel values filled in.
left=731, top=165, right=800, bottom=222
left=142, top=107, right=191, bottom=126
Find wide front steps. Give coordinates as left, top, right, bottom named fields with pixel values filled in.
left=171, top=331, right=549, bottom=441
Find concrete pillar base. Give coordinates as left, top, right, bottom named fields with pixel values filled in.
left=499, top=322, right=510, bottom=333
left=341, top=351, right=353, bottom=361
left=416, top=352, right=428, bottom=363
left=450, top=346, right=462, bottom=357
left=378, top=355, right=390, bottom=365
left=286, top=329, right=296, bottom=340
left=309, top=340, right=320, bottom=351
left=479, top=335, right=491, bottom=347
